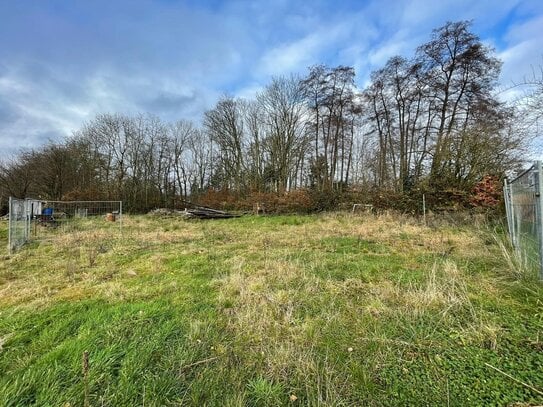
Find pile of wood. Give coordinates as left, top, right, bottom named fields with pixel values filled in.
left=149, top=200, right=241, bottom=220
left=183, top=206, right=240, bottom=220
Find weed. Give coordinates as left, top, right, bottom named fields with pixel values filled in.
left=494, top=232, right=538, bottom=280
left=246, top=377, right=284, bottom=406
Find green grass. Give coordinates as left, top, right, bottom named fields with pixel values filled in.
left=0, top=213, right=542, bottom=406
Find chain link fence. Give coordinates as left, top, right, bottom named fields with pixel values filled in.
left=7, top=198, right=122, bottom=253
left=504, top=161, right=543, bottom=279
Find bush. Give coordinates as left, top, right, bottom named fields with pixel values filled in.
left=308, top=188, right=341, bottom=212
left=195, top=189, right=314, bottom=214
left=195, top=189, right=242, bottom=211
left=469, top=175, right=502, bottom=209
left=193, top=176, right=504, bottom=216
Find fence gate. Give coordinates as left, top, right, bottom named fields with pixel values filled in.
left=504, top=161, right=543, bottom=279
left=8, top=197, right=30, bottom=254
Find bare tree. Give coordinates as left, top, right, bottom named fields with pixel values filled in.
left=258, top=75, right=307, bottom=192
left=170, top=120, right=196, bottom=200
left=301, top=65, right=359, bottom=190
left=417, top=21, right=502, bottom=183
left=204, top=96, right=246, bottom=191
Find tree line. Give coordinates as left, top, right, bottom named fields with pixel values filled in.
left=0, top=21, right=530, bottom=212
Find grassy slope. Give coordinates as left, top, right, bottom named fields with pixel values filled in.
left=0, top=213, right=542, bottom=406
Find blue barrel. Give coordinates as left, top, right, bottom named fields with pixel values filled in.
left=43, top=207, right=53, bottom=216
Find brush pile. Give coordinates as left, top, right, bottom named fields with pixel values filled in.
left=183, top=206, right=240, bottom=219
left=149, top=200, right=241, bottom=219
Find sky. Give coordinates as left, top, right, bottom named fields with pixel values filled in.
left=0, top=0, right=542, bottom=157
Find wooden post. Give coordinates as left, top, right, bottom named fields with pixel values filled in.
left=422, top=194, right=426, bottom=226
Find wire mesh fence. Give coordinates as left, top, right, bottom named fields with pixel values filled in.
left=8, top=197, right=30, bottom=254
left=504, top=161, right=543, bottom=279
left=7, top=198, right=122, bottom=253
left=31, top=200, right=122, bottom=240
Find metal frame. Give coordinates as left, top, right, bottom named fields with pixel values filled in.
left=537, top=161, right=543, bottom=280
left=7, top=198, right=123, bottom=254
left=7, top=197, right=30, bottom=254
left=504, top=161, right=543, bottom=279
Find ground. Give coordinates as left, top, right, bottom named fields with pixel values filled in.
left=0, top=213, right=542, bottom=406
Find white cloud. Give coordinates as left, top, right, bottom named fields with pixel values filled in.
left=254, top=5, right=384, bottom=79
left=0, top=0, right=542, bottom=157
left=235, top=83, right=265, bottom=100
left=257, top=33, right=325, bottom=77
left=497, top=14, right=543, bottom=102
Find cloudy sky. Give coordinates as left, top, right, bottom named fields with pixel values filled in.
left=0, top=0, right=542, bottom=156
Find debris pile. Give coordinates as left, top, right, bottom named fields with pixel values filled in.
left=183, top=206, right=240, bottom=219
left=148, top=205, right=240, bottom=219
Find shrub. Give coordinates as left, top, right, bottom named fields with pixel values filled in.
left=469, top=175, right=502, bottom=209
left=195, top=189, right=314, bottom=214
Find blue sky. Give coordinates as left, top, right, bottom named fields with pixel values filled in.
left=0, top=0, right=542, bottom=156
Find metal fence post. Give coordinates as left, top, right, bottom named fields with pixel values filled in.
left=537, top=161, right=543, bottom=280
left=510, top=181, right=518, bottom=249
left=8, top=196, right=12, bottom=254
left=504, top=179, right=516, bottom=248
left=25, top=199, right=31, bottom=242
left=119, top=201, right=123, bottom=235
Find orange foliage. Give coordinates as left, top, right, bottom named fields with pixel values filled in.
left=469, top=175, right=502, bottom=208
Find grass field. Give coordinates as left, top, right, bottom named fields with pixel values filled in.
left=0, top=213, right=542, bottom=406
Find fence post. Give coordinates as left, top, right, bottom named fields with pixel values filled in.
left=25, top=199, right=31, bottom=243
left=504, top=179, right=515, bottom=248
left=422, top=194, right=426, bottom=226
left=537, top=161, right=543, bottom=280
left=119, top=201, right=123, bottom=235
left=8, top=196, right=12, bottom=254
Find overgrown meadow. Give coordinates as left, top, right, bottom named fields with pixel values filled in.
left=0, top=213, right=542, bottom=406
